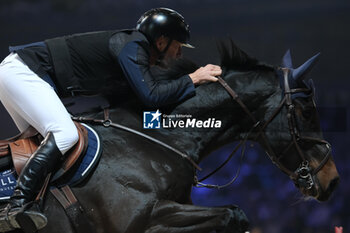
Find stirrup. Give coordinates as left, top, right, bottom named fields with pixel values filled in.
left=0, top=206, right=47, bottom=232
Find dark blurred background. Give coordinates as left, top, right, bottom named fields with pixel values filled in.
left=0, top=0, right=349, bottom=232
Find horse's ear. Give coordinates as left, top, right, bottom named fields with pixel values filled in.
left=292, top=52, right=321, bottom=81
left=282, top=49, right=293, bottom=68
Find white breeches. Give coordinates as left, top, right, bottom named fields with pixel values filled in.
left=0, top=52, right=78, bottom=154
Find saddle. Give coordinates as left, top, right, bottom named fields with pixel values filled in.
left=0, top=121, right=88, bottom=182
left=0, top=122, right=98, bottom=233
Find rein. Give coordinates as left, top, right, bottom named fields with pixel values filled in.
left=199, top=68, right=331, bottom=190
left=73, top=68, right=331, bottom=190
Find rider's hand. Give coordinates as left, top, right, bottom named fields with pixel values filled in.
left=189, top=64, right=221, bottom=85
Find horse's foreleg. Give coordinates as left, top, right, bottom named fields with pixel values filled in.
left=145, top=200, right=249, bottom=233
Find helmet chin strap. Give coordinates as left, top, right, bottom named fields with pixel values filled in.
left=155, top=38, right=173, bottom=65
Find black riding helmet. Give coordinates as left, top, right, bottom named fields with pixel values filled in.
left=136, top=8, right=195, bottom=50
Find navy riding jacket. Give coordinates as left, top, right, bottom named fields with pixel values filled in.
left=11, top=29, right=196, bottom=108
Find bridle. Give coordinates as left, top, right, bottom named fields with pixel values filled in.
left=200, top=68, right=331, bottom=190
left=73, top=68, right=332, bottom=191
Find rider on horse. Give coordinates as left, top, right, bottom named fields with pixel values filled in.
left=0, top=7, right=221, bottom=231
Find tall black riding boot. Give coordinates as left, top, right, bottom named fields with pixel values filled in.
left=0, top=132, right=62, bottom=232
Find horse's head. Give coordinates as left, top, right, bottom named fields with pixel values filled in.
left=214, top=39, right=339, bottom=201
left=254, top=49, right=339, bottom=201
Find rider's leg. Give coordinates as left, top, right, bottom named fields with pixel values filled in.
left=0, top=52, right=79, bottom=231
left=0, top=52, right=78, bottom=153
left=0, top=100, right=30, bottom=133
left=0, top=132, right=62, bottom=232
left=0, top=55, right=30, bottom=133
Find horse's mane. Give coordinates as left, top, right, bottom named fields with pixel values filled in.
left=151, top=38, right=274, bottom=81
left=217, top=38, right=274, bottom=72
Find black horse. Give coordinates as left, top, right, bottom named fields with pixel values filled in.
left=8, top=40, right=339, bottom=233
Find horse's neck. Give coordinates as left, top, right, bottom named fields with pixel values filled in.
left=168, top=69, right=279, bottom=163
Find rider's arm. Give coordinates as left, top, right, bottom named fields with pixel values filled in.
left=117, top=41, right=196, bottom=108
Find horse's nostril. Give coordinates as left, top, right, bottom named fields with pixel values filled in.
left=328, top=177, right=340, bottom=193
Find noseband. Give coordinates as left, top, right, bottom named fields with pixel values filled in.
left=200, top=68, right=331, bottom=190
